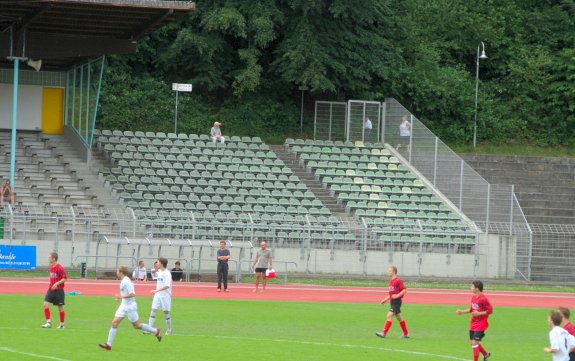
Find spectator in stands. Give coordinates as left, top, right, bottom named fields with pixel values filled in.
left=252, top=241, right=272, bottom=292
left=132, top=260, right=147, bottom=281
left=170, top=261, right=184, bottom=282
left=396, top=115, right=411, bottom=151
left=216, top=241, right=230, bottom=292
left=210, top=122, right=225, bottom=144
left=150, top=261, right=159, bottom=281
left=1, top=180, right=15, bottom=208
left=363, top=117, right=373, bottom=142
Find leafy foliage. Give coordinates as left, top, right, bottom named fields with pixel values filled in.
left=96, top=0, right=575, bottom=146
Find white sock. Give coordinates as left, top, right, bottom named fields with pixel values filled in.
left=107, top=327, right=117, bottom=346
left=149, top=311, right=156, bottom=327
left=164, top=311, right=171, bottom=331
left=140, top=323, right=156, bottom=334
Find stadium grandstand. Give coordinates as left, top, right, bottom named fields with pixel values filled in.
left=1, top=1, right=573, bottom=285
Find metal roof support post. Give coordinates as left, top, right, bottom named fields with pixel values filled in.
left=7, top=56, right=21, bottom=189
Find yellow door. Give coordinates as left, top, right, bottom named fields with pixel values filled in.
left=42, top=87, right=64, bottom=134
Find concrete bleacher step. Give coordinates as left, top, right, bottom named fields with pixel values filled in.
left=460, top=154, right=575, bottom=225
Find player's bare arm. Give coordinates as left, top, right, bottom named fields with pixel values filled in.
left=51, top=278, right=66, bottom=290
left=392, top=289, right=407, bottom=299
left=380, top=296, right=390, bottom=304
left=456, top=309, right=471, bottom=315
left=471, top=310, right=488, bottom=317
left=544, top=347, right=557, bottom=353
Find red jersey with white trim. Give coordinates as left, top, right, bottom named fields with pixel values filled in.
left=469, top=293, right=492, bottom=331
left=388, top=276, right=406, bottom=299
left=564, top=321, right=575, bottom=337
left=49, top=263, right=67, bottom=290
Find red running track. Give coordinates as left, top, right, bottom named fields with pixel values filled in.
left=1, top=278, right=574, bottom=308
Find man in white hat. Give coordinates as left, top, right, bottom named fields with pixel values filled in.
left=210, top=122, right=225, bottom=144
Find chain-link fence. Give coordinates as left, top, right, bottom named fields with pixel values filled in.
left=346, top=100, right=381, bottom=143
left=314, top=101, right=347, bottom=141
left=529, top=223, right=575, bottom=283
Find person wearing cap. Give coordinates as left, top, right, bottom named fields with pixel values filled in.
left=210, top=122, right=225, bottom=144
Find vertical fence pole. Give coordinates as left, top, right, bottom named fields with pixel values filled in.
left=408, top=114, right=413, bottom=163
left=509, top=185, right=514, bottom=236
left=459, top=160, right=464, bottom=210
left=380, top=101, right=386, bottom=144
left=329, top=103, right=333, bottom=141
left=433, top=137, right=438, bottom=185
left=313, top=101, right=318, bottom=140
left=485, top=183, right=490, bottom=231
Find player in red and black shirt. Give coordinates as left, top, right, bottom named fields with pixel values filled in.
left=456, top=280, right=493, bottom=361
left=42, top=252, right=67, bottom=329
left=375, top=266, right=409, bottom=338
left=559, top=306, right=575, bottom=361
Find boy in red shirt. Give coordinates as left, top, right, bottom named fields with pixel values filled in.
left=375, top=266, right=409, bottom=338
left=42, top=252, right=68, bottom=329
left=456, top=280, right=493, bottom=361
left=559, top=306, right=575, bottom=361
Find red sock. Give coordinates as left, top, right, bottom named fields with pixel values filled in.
left=399, top=320, right=409, bottom=335
left=383, top=321, right=392, bottom=335
left=59, top=311, right=65, bottom=323
left=44, top=308, right=51, bottom=321
left=477, top=343, right=487, bottom=356
left=472, top=345, right=480, bottom=361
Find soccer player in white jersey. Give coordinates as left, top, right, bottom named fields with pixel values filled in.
left=148, top=257, right=173, bottom=335
left=98, top=266, right=161, bottom=351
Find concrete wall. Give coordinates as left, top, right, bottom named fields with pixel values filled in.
left=3, top=233, right=517, bottom=280
left=0, top=84, right=43, bottom=131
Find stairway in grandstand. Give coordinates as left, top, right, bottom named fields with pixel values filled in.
left=0, top=131, right=128, bottom=241
left=93, top=130, right=358, bottom=248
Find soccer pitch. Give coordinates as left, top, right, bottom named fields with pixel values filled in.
left=0, top=295, right=550, bottom=361
left=0, top=294, right=549, bottom=361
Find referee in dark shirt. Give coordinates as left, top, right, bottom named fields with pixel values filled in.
left=217, top=241, right=231, bottom=292
left=170, top=261, right=184, bottom=282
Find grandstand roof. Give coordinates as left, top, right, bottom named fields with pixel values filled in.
left=0, top=0, right=196, bottom=70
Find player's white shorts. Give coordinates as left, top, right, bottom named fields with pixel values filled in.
left=152, top=294, right=171, bottom=311
left=115, top=303, right=139, bottom=323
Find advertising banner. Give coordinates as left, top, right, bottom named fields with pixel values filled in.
left=0, top=245, right=37, bottom=270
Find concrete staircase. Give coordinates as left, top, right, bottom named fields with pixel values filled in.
left=461, top=154, right=575, bottom=225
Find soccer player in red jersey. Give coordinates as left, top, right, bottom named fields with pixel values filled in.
left=559, top=307, right=575, bottom=361
left=42, top=252, right=67, bottom=329
left=456, top=280, right=493, bottom=361
left=375, top=266, right=409, bottom=338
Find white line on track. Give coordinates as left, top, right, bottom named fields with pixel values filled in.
left=173, top=333, right=468, bottom=361
left=0, top=346, right=72, bottom=361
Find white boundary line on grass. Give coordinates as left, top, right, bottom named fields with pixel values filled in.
left=174, top=333, right=468, bottom=361
left=0, top=346, right=72, bottom=361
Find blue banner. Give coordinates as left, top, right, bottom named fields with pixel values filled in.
left=0, top=245, right=37, bottom=270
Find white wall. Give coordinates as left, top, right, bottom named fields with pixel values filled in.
left=0, top=84, right=43, bottom=131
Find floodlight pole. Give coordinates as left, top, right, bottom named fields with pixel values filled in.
left=473, top=42, right=487, bottom=148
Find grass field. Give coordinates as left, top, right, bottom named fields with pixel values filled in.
left=0, top=294, right=551, bottom=361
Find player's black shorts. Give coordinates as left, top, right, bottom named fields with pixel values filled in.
left=390, top=298, right=402, bottom=314
left=255, top=267, right=267, bottom=274
left=569, top=351, right=575, bottom=361
left=44, top=289, right=65, bottom=306
left=469, top=331, right=485, bottom=341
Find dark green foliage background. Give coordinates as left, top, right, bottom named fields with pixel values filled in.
left=97, top=0, right=575, bottom=146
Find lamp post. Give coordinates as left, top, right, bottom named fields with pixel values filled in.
left=473, top=42, right=488, bottom=148
left=298, top=85, right=308, bottom=132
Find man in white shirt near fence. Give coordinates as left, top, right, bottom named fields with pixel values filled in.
left=147, top=257, right=173, bottom=336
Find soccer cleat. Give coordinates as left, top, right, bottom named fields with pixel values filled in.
left=42, top=322, right=52, bottom=328
left=400, top=334, right=410, bottom=339
left=57, top=324, right=65, bottom=329
left=375, top=332, right=385, bottom=338
left=98, top=343, right=111, bottom=351
left=165, top=330, right=172, bottom=336
left=155, top=329, right=162, bottom=342
left=483, top=352, right=491, bottom=361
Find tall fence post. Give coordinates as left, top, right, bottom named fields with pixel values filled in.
left=328, top=103, right=333, bottom=141
left=408, top=114, right=413, bottom=163
left=313, top=101, right=318, bottom=140
left=459, top=160, right=464, bottom=210
left=485, top=184, right=490, bottom=231
left=380, top=101, right=386, bottom=143
left=509, top=185, right=514, bottom=236
left=433, top=137, right=438, bottom=185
